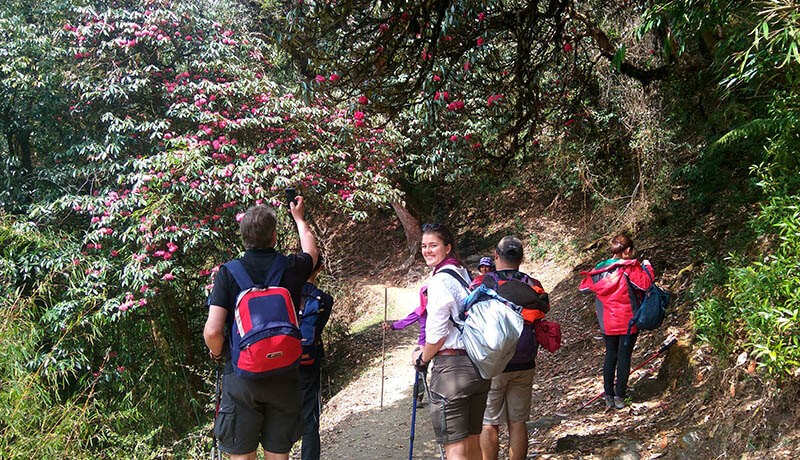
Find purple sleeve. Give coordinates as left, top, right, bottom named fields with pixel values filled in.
left=392, top=311, right=421, bottom=330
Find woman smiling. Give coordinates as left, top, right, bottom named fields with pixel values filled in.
left=414, top=223, right=490, bottom=460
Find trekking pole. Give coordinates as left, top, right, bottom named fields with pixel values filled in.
left=380, top=286, right=387, bottom=410
left=578, top=334, right=677, bottom=410
left=408, top=370, right=420, bottom=460
left=210, top=364, right=223, bottom=460
left=419, top=370, right=445, bottom=460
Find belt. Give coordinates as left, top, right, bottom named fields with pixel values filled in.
left=436, top=348, right=468, bottom=356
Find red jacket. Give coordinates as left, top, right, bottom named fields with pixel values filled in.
left=579, top=259, right=653, bottom=335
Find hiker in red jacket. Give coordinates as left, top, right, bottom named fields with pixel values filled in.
left=579, top=233, right=653, bottom=409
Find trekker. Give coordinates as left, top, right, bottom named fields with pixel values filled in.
left=203, top=198, right=318, bottom=460
left=413, top=223, right=490, bottom=460
left=579, top=233, right=653, bottom=409
left=477, top=256, right=495, bottom=275
left=475, top=236, right=548, bottom=460
left=381, top=285, right=428, bottom=404
left=299, top=255, right=333, bottom=460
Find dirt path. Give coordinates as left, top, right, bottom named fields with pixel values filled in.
left=312, top=285, right=443, bottom=459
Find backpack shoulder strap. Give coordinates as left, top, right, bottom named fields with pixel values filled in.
left=263, top=254, right=288, bottom=286
left=438, top=268, right=470, bottom=290
left=224, top=259, right=255, bottom=291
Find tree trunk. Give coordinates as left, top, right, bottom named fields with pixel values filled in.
left=390, top=199, right=421, bottom=270
left=18, top=129, right=32, bottom=171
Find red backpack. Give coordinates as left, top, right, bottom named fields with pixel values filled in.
left=224, top=255, right=302, bottom=379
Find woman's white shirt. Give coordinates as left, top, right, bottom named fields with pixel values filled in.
left=425, top=264, right=471, bottom=350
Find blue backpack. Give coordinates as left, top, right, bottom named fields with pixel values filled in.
left=224, top=255, right=302, bottom=379
left=625, top=265, right=670, bottom=340
left=298, top=282, right=333, bottom=366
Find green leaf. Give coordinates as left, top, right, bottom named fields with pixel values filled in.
left=611, top=44, right=626, bottom=72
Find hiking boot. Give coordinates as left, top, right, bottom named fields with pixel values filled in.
left=604, top=394, right=615, bottom=409
left=416, top=393, right=426, bottom=407
left=614, top=396, right=625, bottom=409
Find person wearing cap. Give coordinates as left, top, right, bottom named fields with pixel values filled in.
left=477, top=236, right=547, bottom=460
left=477, top=256, right=495, bottom=275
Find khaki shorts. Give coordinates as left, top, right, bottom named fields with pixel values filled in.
left=428, top=354, right=491, bottom=444
left=482, top=368, right=536, bottom=425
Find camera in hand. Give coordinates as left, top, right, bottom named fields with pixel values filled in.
left=285, top=187, right=298, bottom=205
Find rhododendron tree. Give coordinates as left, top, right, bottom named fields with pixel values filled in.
left=262, top=0, right=675, bottom=205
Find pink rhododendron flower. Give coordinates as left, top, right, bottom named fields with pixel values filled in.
left=433, top=75, right=441, bottom=82
left=478, top=12, right=486, bottom=21
left=315, top=74, right=325, bottom=83
left=446, top=100, right=465, bottom=111
left=463, top=61, right=471, bottom=71
left=329, top=73, right=340, bottom=82
left=162, top=273, right=175, bottom=281
left=477, top=37, right=484, bottom=46
left=353, top=111, right=365, bottom=120
left=487, top=94, right=504, bottom=106
left=563, top=42, right=573, bottom=52
left=450, top=135, right=458, bottom=142
left=358, top=95, right=369, bottom=104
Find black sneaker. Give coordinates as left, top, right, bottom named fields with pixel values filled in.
left=604, top=394, right=615, bottom=409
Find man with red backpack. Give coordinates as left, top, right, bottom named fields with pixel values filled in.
left=472, top=236, right=549, bottom=460
left=203, top=197, right=318, bottom=460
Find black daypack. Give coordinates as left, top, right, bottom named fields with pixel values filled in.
left=298, top=282, right=333, bottom=366
left=483, top=270, right=550, bottom=315
left=625, top=265, right=670, bottom=339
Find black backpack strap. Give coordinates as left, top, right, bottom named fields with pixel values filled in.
left=224, top=260, right=255, bottom=291
left=437, top=268, right=472, bottom=322
left=438, top=268, right=470, bottom=290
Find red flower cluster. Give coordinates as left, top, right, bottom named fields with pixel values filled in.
left=487, top=94, right=504, bottom=106
left=446, top=100, right=465, bottom=111
left=353, top=111, right=366, bottom=127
